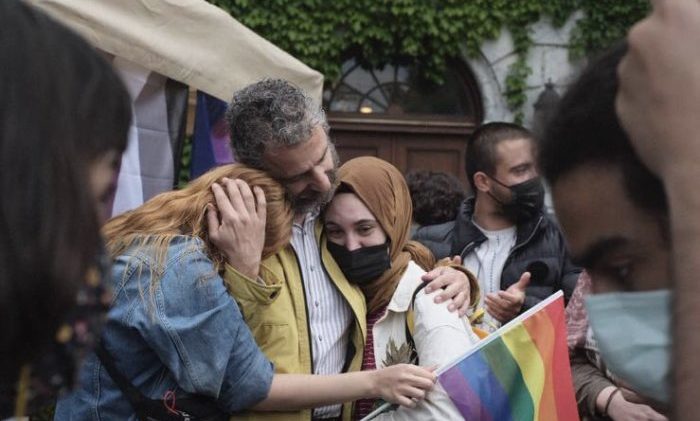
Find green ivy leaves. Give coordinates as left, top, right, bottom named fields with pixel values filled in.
left=210, top=0, right=649, bottom=118
left=570, top=1, right=650, bottom=58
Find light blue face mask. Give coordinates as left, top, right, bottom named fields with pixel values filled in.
left=585, top=289, right=672, bottom=403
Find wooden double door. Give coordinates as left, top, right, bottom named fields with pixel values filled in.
left=330, top=115, right=475, bottom=189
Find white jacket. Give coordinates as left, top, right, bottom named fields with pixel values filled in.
left=372, top=261, right=479, bottom=420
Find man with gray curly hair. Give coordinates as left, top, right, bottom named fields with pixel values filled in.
left=227, top=79, right=338, bottom=214
left=222, top=79, right=473, bottom=420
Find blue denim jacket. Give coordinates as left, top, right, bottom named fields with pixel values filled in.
left=55, top=236, right=273, bottom=420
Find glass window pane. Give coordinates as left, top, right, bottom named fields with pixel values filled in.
left=326, top=59, right=478, bottom=118
left=328, top=84, right=362, bottom=112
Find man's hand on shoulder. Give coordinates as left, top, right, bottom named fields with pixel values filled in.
left=422, top=263, right=471, bottom=316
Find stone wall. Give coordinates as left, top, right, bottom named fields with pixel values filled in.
left=464, top=12, right=585, bottom=128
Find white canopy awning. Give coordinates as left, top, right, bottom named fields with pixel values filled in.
left=26, top=0, right=325, bottom=216
left=26, top=0, right=324, bottom=102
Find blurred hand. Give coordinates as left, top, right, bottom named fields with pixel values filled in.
left=608, top=389, right=668, bottom=421
left=485, top=272, right=531, bottom=323
left=616, top=0, right=700, bottom=179
left=207, top=178, right=266, bottom=279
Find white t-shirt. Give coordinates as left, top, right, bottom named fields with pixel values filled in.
left=462, top=221, right=517, bottom=332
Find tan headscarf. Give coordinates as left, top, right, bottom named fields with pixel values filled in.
left=334, top=156, right=436, bottom=314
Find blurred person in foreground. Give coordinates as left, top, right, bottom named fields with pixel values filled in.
left=0, top=1, right=130, bottom=417
left=541, top=43, right=669, bottom=420
left=615, top=0, right=700, bottom=418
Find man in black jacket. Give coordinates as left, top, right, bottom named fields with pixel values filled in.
left=414, top=122, right=579, bottom=331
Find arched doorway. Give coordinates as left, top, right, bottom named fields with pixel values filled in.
left=324, top=59, right=483, bottom=187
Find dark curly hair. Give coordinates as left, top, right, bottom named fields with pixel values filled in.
left=0, top=1, right=130, bottom=381
left=540, top=42, right=667, bottom=216
left=405, top=170, right=467, bottom=226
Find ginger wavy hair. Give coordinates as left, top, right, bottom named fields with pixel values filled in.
left=103, top=164, right=293, bottom=278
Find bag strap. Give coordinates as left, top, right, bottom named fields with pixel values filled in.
left=95, top=341, right=156, bottom=419
left=404, top=283, right=427, bottom=365
left=96, top=341, right=226, bottom=421
left=404, top=283, right=490, bottom=363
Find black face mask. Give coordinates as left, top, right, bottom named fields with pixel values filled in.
left=488, top=176, right=545, bottom=222
left=326, top=241, right=391, bottom=286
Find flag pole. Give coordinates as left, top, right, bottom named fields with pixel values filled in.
left=359, top=402, right=393, bottom=421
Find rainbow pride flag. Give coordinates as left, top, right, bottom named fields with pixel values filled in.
left=438, top=291, right=579, bottom=421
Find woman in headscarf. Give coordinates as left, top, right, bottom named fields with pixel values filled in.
left=58, top=163, right=437, bottom=420
left=323, top=156, right=481, bottom=420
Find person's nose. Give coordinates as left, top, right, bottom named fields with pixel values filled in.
left=346, top=234, right=362, bottom=252
left=310, top=166, right=331, bottom=192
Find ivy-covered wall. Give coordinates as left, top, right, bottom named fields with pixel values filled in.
left=208, top=0, right=649, bottom=123
left=472, top=13, right=580, bottom=126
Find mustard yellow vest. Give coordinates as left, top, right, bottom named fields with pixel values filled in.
left=224, top=221, right=367, bottom=421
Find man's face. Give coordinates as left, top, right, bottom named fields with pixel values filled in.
left=552, top=163, right=671, bottom=293
left=263, top=125, right=338, bottom=213
left=485, top=138, right=538, bottom=202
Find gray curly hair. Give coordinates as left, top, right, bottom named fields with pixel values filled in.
left=226, top=79, right=329, bottom=170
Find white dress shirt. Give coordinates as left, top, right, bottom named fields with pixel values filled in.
left=290, top=212, right=353, bottom=418
left=462, top=221, right=517, bottom=332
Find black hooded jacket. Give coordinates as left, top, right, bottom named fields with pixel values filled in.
left=413, top=198, right=580, bottom=310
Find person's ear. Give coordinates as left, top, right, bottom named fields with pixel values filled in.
left=473, top=172, right=491, bottom=193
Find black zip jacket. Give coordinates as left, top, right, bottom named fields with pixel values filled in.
left=413, top=198, right=580, bottom=311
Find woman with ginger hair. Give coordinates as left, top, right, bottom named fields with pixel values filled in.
left=323, top=157, right=481, bottom=420
left=102, top=164, right=294, bottom=281
left=58, top=164, right=437, bottom=420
